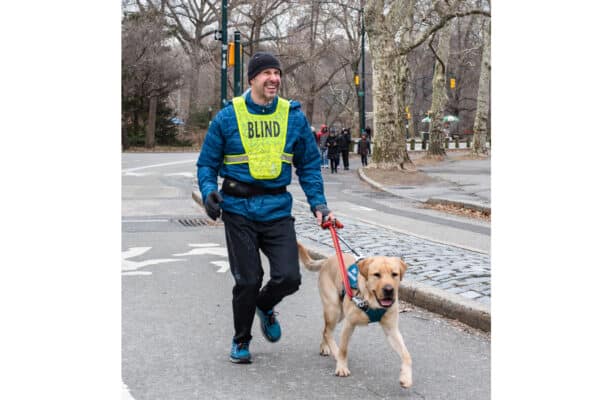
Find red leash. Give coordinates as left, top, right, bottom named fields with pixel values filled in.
left=321, top=217, right=353, bottom=298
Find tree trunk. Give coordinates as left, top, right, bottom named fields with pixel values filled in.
left=122, top=115, right=129, bottom=151
left=366, top=0, right=414, bottom=168
left=393, top=54, right=411, bottom=168
left=472, top=18, right=490, bottom=155
left=428, top=22, right=452, bottom=157
left=406, top=68, right=417, bottom=140
left=371, top=50, right=402, bottom=166
left=304, top=96, right=315, bottom=126
left=187, top=55, right=201, bottom=114
left=145, top=95, right=158, bottom=149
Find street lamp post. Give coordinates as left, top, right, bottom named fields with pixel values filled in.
left=360, top=6, right=366, bottom=134
left=220, top=0, right=228, bottom=108
left=234, top=31, right=241, bottom=96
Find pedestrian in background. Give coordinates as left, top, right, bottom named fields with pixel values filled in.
left=196, top=52, right=334, bottom=364
left=317, top=124, right=329, bottom=168
left=365, top=126, right=372, bottom=141
left=340, top=127, right=351, bottom=170
left=326, top=127, right=340, bottom=173
left=358, top=131, right=371, bottom=167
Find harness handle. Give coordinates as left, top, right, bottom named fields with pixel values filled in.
left=322, top=217, right=353, bottom=298
left=320, top=215, right=343, bottom=230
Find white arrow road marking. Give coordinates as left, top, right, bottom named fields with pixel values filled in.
left=173, top=243, right=228, bottom=257
left=122, top=246, right=184, bottom=276
left=210, top=260, right=230, bottom=273
left=122, top=382, right=136, bottom=400
left=123, top=171, right=152, bottom=177
left=173, top=243, right=229, bottom=272
left=165, top=172, right=194, bottom=178
left=122, top=247, right=152, bottom=259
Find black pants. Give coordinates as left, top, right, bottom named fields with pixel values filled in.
left=341, top=150, right=349, bottom=169
left=222, top=211, right=301, bottom=344
left=361, top=154, right=368, bottom=166
left=329, top=156, right=339, bottom=172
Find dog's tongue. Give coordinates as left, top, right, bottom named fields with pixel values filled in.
left=380, top=299, right=393, bottom=307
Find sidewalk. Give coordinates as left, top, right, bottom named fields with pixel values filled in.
left=360, top=154, right=491, bottom=214
left=354, top=154, right=490, bottom=331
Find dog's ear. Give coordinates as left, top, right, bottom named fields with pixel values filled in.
left=394, top=258, right=408, bottom=280
left=356, top=258, right=372, bottom=278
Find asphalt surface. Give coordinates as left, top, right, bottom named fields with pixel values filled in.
left=122, top=151, right=491, bottom=399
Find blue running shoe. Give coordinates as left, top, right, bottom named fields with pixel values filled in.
left=256, top=308, right=281, bottom=342
left=230, top=340, right=252, bottom=364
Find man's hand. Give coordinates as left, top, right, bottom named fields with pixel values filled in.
left=205, top=190, right=223, bottom=220
left=313, top=204, right=333, bottom=226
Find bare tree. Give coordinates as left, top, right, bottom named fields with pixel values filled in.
left=427, top=20, right=453, bottom=156
left=234, top=0, right=291, bottom=54
left=273, top=0, right=350, bottom=126
left=364, top=0, right=406, bottom=168
left=137, top=0, right=247, bottom=115
left=122, top=9, right=182, bottom=148
left=327, top=0, right=364, bottom=133
left=472, top=17, right=490, bottom=155
left=365, top=0, right=490, bottom=168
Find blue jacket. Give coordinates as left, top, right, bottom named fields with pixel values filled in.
left=197, top=93, right=327, bottom=221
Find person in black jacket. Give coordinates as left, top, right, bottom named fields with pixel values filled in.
left=339, top=128, right=351, bottom=170
left=358, top=131, right=371, bottom=166
left=326, top=128, right=340, bottom=173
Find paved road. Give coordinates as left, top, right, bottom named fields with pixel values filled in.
left=122, top=152, right=490, bottom=400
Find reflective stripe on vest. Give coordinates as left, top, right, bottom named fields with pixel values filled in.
left=228, top=96, right=291, bottom=180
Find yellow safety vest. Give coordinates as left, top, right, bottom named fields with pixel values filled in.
left=226, top=96, right=293, bottom=180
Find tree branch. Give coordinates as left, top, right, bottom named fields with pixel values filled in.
left=403, top=9, right=490, bottom=54
left=428, top=32, right=445, bottom=75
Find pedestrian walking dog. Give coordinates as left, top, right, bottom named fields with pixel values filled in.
left=297, top=242, right=413, bottom=388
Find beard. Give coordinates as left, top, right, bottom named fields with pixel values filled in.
left=261, top=82, right=279, bottom=100
left=250, top=77, right=280, bottom=105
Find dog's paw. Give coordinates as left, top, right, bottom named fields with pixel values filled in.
left=335, top=364, right=351, bottom=377
left=319, top=344, right=331, bottom=356
left=399, top=369, right=413, bottom=388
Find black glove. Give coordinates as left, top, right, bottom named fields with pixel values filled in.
left=205, top=190, right=223, bottom=220
left=313, top=204, right=331, bottom=219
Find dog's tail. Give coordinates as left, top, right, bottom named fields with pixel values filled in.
left=297, top=242, right=326, bottom=272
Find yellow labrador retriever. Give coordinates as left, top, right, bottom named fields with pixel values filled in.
left=298, top=242, right=412, bottom=388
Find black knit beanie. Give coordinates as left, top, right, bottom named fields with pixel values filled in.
left=247, top=52, right=282, bottom=83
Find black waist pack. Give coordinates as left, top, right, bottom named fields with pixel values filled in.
left=221, top=177, right=287, bottom=198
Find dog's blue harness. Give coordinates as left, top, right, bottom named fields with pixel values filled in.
left=341, top=263, right=388, bottom=323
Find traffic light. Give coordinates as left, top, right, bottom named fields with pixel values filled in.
left=227, top=42, right=235, bottom=67
left=450, top=78, right=456, bottom=89
left=354, top=74, right=360, bottom=86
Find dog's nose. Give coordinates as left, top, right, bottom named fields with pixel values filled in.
left=383, top=285, right=394, bottom=297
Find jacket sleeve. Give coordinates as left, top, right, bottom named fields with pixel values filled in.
left=292, top=108, right=327, bottom=212
left=196, top=115, right=225, bottom=203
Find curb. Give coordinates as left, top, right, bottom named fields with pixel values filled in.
left=192, top=190, right=490, bottom=332
left=398, top=280, right=490, bottom=332
left=425, top=198, right=490, bottom=215
left=306, top=245, right=490, bottom=332
left=357, top=167, right=490, bottom=214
